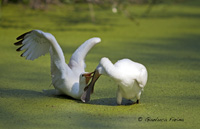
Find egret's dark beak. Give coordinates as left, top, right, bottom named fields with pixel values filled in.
left=81, top=70, right=101, bottom=103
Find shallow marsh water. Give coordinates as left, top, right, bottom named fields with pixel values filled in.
left=0, top=1, right=200, bottom=129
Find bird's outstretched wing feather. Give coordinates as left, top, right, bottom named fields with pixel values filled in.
left=14, top=30, right=65, bottom=62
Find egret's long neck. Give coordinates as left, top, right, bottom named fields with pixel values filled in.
left=99, top=58, right=118, bottom=78
left=77, top=76, right=87, bottom=98
left=49, top=45, right=70, bottom=76
left=50, top=47, right=63, bottom=75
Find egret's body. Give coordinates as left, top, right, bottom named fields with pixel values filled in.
left=14, top=30, right=101, bottom=99
left=81, top=57, right=148, bottom=104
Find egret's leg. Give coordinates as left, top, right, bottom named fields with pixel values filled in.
left=136, top=99, right=139, bottom=104
left=136, top=92, right=141, bottom=104
left=116, top=87, right=122, bottom=105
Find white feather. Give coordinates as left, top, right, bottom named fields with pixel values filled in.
left=96, top=57, right=148, bottom=105
left=15, top=29, right=101, bottom=99
left=21, top=41, right=32, bottom=50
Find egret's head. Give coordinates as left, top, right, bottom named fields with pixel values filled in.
left=80, top=57, right=110, bottom=103
left=95, top=57, right=110, bottom=76
left=80, top=72, right=94, bottom=85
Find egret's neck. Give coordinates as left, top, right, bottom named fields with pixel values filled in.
left=78, top=75, right=87, bottom=97
left=98, top=58, right=117, bottom=78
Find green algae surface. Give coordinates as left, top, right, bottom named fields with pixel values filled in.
left=0, top=2, right=200, bottom=129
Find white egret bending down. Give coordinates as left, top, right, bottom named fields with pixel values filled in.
left=14, top=30, right=101, bottom=100
left=81, top=57, right=148, bottom=105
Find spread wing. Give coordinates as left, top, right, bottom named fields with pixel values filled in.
left=14, top=30, right=70, bottom=77
left=14, top=30, right=65, bottom=62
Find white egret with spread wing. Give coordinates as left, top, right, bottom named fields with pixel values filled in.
left=14, top=30, right=101, bottom=99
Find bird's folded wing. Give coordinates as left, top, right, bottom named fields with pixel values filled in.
left=136, top=68, right=148, bottom=89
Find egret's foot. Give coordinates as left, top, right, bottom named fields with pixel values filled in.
left=116, top=101, right=122, bottom=105
left=136, top=100, right=139, bottom=104
left=117, top=104, right=122, bottom=106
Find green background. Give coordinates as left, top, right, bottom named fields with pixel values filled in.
left=0, top=1, right=200, bottom=129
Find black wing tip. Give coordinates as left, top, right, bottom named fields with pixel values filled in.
left=20, top=53, right=24, bottom=57
left=14, top=40, right=23, bottom=46
left=15, top=31, right=32, bottom=58
left=16, top=30, right=32, bottom=40
left=16, top=45, right=24, bottom=52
